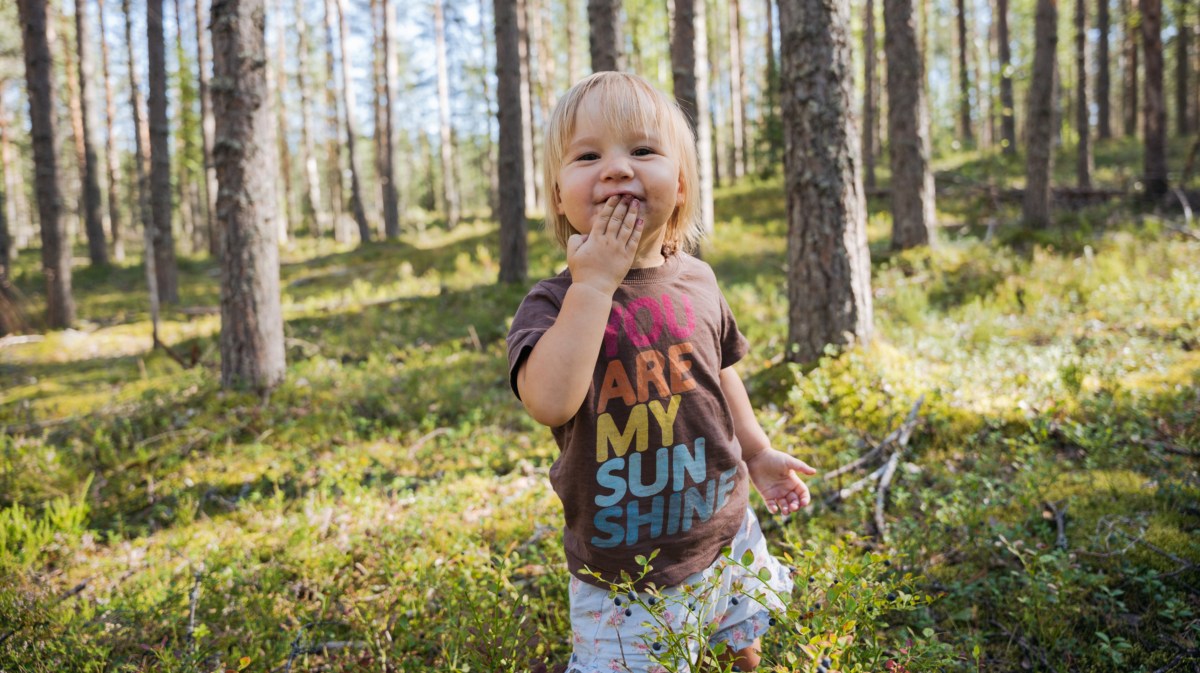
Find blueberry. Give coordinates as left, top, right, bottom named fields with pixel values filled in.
left=887, top=592, right=897, bottom=601
left=625, top=608, right=633, bottom=617
left=883, top=559, right=892, bottom=566
left=732, top=667, right=741, bottom=672
left=768, top=617, right=777, bottom=626
left=808, top=577, right=815, bottom=584
left=652, top=642, right=662, bottom=651
left=822, top=656, right=832, bottom=667
left=648, top=597, right=657, bottom=606
left=731, top=597, right=739, bottom=606
left=628, top=591, right=637, bottom=600
left=615, top=597, right=622, bottom=606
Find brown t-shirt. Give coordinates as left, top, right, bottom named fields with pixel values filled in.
left=506, top=252, right=751, bottom=589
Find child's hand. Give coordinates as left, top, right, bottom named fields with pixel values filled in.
left=566, top=196, right=644, bottom=296
left=745, top=448, right=818, bottom=515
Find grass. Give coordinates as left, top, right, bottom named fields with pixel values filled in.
left=1, top=142, right=1198, bottom=671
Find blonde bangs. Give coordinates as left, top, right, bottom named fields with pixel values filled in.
left=543, top=72, right=703, bottom=252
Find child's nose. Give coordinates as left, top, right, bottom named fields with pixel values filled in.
left=600, top=156, right=634, bottom=180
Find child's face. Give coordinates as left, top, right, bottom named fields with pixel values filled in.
left=555, top=92, right=684, bottom=242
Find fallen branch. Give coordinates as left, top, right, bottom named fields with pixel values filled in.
left=1043, top=501, right=1069, bottom=550
left=825, top=396, right=925, bottom=509
left=823, top=442, right=885, bottom=481
left=186, top=568, right=203, bottom=657
left=873, top=450, right=902, bottom=541
left=408, top=427, right=451, bottom=460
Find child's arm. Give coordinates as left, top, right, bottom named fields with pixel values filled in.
left=516, top=197, right=645, bottom=427
left=720, top=365, right=818, bottom=514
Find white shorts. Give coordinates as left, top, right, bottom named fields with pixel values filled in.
left=566, top=508, right=794, bottom=673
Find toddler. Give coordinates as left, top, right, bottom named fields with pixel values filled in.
left=506, top=72, right=816, bottom=673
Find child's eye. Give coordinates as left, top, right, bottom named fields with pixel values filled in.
left=577, top=152, right=599, bottom=161
left=633, top=147, right=656, bottom=156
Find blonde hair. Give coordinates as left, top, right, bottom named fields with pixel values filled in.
left=542, top=72, right=702, bottom=254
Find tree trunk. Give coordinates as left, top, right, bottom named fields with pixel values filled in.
left=322, top=0, right=344, bottom=240
left=211, top=0, right=285, bottom=391
left=709, top=23, right=726, bottom=189
left=295, top=0, right=322, bottom=237
left=380, top=0, right=400, bottom=237
left=0, top=111, right=17, bottom=264
left=175, top=0, right=205, bottom=255
left=1076, top=0, right=1093, bottom=186
left=18, top=0, right=76, bottom=328
left=997, top=0, right=1016, bottom=153
left=778, top=0, right=873, bottom=363
left=728, top=0, right=746, bottom=180
left=1142, top=0, right=1167, bottom=197
left=566, top=0, right=580, bottom=84
left=196, top=0, right=219, bottom=257
left=1123, top=0, right=1139, bottom=136
left=864, top=0, right=878, bottom=189
left=588, top=0, right=623, bottom=72
left=148, top=0, right=178, bottom=303
left=1176, top=0, right=1191, bottom=134
left=763, top=0, right=781, bottom=170
left=1023, top=0, right=1059, bottom=228
left=273, top=0, right=293, bottom=243
left=96, top=0, right=124, bottom=261
left=1097, top=0, right=1112, bottom=138
left=479, top=0, right=498, bottom=216
left=672, top=0, right=715, bottom=238
left=123, top=0, right=153, bottom=268
left=333, top=0, right=371, bottom=242
left=518, top=0, right=537, bottom=214
left=886, top=0, right=937, bottom=248
left=957, top=0, right=973, bottom=144
left=62, top=12, right=86, bottom=248
left=496, top=0, right=527, bottom=283
left=434, top=0, right=461, bottom=228
left=73, top=0, right=108, bottom=266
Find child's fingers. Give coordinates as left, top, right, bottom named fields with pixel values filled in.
left=619, top=200, right=642, bottom=246
left=594, top=196, right=620, bottom=235
left=602, top=196, right=632, bottom=237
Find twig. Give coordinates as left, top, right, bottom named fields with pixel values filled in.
left=873, top=450, right=902, bottom=541
left=186, top=569, right=203, bottom=656
left=823, top=442, right=884, bottom=481
left=1138, top=437, right=1200, bottom=457
left=825, top=396, right=926, bottom=504
left=408, top=427, right=451, bottom=460
left=1170, top=187, right=1194, bottom=228
left=1168, top=224, right=1200, bottom=242
left=1043, top=501, right=1069, bottom=550
left=826, top=464, right=887, bottom=504
left=467, top=325, right=483, bottom=352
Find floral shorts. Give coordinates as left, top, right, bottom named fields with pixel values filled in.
left=566, top=508, right=794, bottom=673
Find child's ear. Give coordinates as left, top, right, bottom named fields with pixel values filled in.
left=676, top=173, right=685, bottom=207
left=554, top=183, right=565, bottom=215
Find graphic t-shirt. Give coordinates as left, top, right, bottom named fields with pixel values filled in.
left=506, top=252, right=751, bottom=589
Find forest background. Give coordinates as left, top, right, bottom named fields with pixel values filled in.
left=0, top=0, right=1198, bottom=670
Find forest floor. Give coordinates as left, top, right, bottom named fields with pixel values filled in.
left=1, top=138, right=1198, bottom=672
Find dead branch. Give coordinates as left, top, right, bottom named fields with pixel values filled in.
left=1042, top=501, right=1069, bottom=550
left=824, top=441, right=884, bottom=481
left=407, top=427, right=451, bottom=460
left=186, top=569, right=203, bottom=656
left=873, top=450, right=902, bottom=541
left=825, top=395, right=925, bottom=510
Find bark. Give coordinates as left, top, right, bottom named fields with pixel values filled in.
left=1076, top=0, right=1093, bottom=186
left=148, top=0, right=179, bottom=303
left=864, top=0, right=878, bottom=188
left=885, top=0, right=937, bottom=248
left=333, top=0, right=371, bottom=241
left=273, top=0, right=293, bottom=243
left=997, top=0, right=1016, bottom=153
left=518, top=0, right=537, bottom=214
left=175, top=0, right=205, bottom=254
left=566, top=0, right=580, bottom=83
left=763, top=0, right=780, bottom=168
left=1142, top=0, right=1167, bottom=197
left=1123, top=0, right=1139, bottom=136
left=295, top=0, right=322, bottom=237
left=479, top=0, right=498, bottom=215
left=1023, top=0, right=1059, bottom=228
left=672, top=0, right=715, bottom=238
left=588, top=0, right=623, bottom=72
left=97, top=0, right=124, bottom=261
left=1097, top=0, right=1112, bottom=138
left=0, top=113, right=17, bottom=264
left=1176, top=0, right=1191, bottom=134
left=710, top=21, right=726, bottom=188
left=728, top=0, right=746, bottom=180
left=122, top=0, right=153, bottom=267
left=211, top=0, right=286, bottom=391
left=18, top=0, right=76, bottom=328
left=323, top=0, right=344, bottom=239
left=778, top=0, right=873, bottom=363
left=957, top=0, right=973, bottom=144
left=74, top=0, right=108, bottom=266
left=434, top=0, right=461, bottom=228
left=495, top=0, right=527, bottom=283
left=381, top=0, right=400, bottom=237
left=196, top=0, right=219, bottom=256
